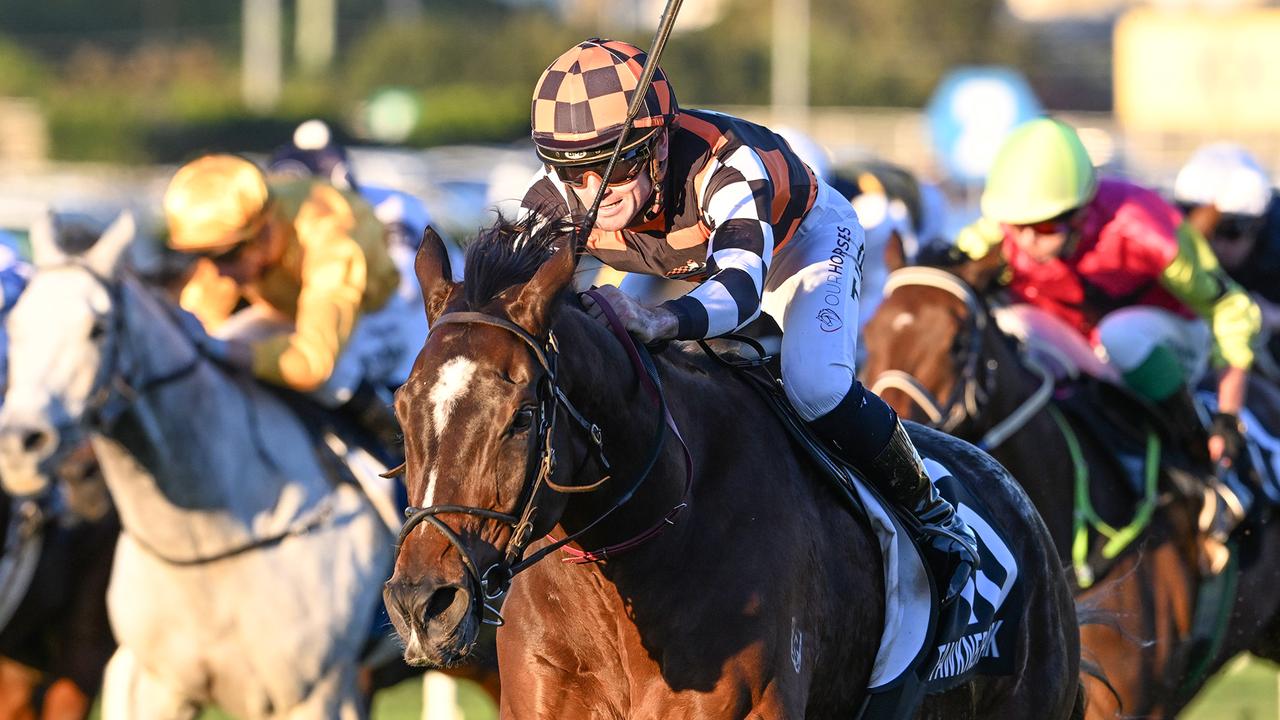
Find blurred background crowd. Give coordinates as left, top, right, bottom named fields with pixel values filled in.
left=1, top=0, right=1277, bottom=241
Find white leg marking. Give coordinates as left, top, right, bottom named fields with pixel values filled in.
left=429, top=357, right=477, bottom=434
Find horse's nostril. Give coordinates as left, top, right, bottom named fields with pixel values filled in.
left=423, top=586, right=459, bottom=624
left=21, top=430, right=49, bottom=453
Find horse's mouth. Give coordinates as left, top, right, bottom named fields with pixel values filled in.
left=401, top=612, right=480, bottom=668
left=0, top=457, right=57, bottom=498
left=386, top=579, right=482, bottom=668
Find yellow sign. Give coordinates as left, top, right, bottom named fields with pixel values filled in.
left=1115, top=8, right=1280, bottom=133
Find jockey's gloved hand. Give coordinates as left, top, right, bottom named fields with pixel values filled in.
left=1210, top=412, right=1246, bottom=468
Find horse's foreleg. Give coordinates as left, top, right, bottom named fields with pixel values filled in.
left=0, top=658, right=38, bottom=720
left=100, top=648, right=195, bottom=720
left=283, top=664, right=365, bottom=720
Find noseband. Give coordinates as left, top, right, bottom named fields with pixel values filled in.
left=394, top=292, right=691, bottom=625
left=870, top=266, right=1053, bottom=451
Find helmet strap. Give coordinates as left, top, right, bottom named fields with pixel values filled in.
left=640, top=131, right=669, bottom=224
left=1060, top=207, right=1086, bottom=258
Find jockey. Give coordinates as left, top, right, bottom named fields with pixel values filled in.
left=1174, top=143, right=1280, bottom=381
left=267, top=118, right=446, bottom=273
left=955, top=118, right=1262, bottom=554
left=163, top=154, right=408, bottom=451
left=520, top=38, right=978, bottom=603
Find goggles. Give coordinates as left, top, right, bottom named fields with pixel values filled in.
left=201, top=211, right=269, bottom=263
left=1013, top=209, right=1078, bottom=236
left=547, top=138, right=654, bottom=189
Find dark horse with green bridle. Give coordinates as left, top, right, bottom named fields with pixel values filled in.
left=862, top=252, right=1280, bottom=718
left=383, top=217, right=1082, bottom=718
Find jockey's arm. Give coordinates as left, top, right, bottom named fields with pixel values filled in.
left=954, top=217, right=1006, bottom=261
left=250, top=189, right=385, bottom=392
left=1159, top=222, right=1262, bottom=416
left=656, top=145, right=773, bottom=340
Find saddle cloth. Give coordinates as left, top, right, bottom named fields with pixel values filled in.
left=859, top=455, right=1022, bottom=715
left=702, top=340, right=1022, bottom=713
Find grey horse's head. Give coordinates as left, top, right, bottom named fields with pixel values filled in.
left=0, top=211, right=135, bottom=497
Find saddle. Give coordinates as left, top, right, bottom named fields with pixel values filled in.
left=695, top=337, right=1023, bottom=720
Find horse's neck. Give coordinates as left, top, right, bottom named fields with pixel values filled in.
left=979, top=320, right=1041, bottom=424
left=551, top=312, right=695, bottom=551
left=96, top=278, right=330, bottom=552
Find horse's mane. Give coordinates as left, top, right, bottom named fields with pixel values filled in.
left=463, top=211, right=578, bottom=308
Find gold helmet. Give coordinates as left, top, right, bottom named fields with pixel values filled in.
left=164, top=154, right=270, bottom=253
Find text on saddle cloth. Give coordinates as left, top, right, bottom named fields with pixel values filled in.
left=859, top=457, right=1021, bottom=720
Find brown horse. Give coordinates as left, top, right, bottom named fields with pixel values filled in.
left=861, top=255, right=1280, bottom=718
left=383, top=218, right=1080, bottom=718
left=0, top=444, right=117, bottom=720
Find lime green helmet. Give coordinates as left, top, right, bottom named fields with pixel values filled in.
left=981, top=118, right=1098, bottom=225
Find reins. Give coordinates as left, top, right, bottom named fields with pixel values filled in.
left=394, top=289, right=692, bottom=625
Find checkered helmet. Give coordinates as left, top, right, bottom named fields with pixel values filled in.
left=531, top=38, right=679, bottom=164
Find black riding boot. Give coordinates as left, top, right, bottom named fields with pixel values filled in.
left=341, top=383, right=404, bottom=463
left=810, top=384, right=980, bottom=604
left=868, top=419, right=981, bottom=603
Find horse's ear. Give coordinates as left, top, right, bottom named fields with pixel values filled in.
left=83, top=211, right=135, bottom=277
left=416, top=226, right=459, bottom=325
left=28, top=209, right=65, bottom=267
left=884, top=230, right=907, bottom=273
left=508, top=239, right=575, bottom=333
left=953, top=250, right=1005, bottom=295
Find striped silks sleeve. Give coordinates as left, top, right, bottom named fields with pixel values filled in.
left=662, top=145, right=774, bottom=339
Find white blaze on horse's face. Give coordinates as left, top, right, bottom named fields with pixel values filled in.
left=428, top=357, right=477, bottom=437
left=0, top=268, right=112, bottom=495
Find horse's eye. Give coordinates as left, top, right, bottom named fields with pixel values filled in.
left=89, top=321, right=106, bottom=341
left=511, top=407, right=536, bottom=433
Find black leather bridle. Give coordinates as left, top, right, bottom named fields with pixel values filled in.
left=394, top=297, right=689, bottom=625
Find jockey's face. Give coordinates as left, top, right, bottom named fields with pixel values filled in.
left=566, top=132, right=668, bottom=232
left=1210, top=213, right=1262, bottom=272
left=206, top=211, right=283, bottom=285
left=1184, top=204, right=1261, bottom=272
left=1008, top=210, right=1079, bottom=264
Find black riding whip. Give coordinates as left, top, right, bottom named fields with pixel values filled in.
left=571, top=0, right=685, bottom=254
